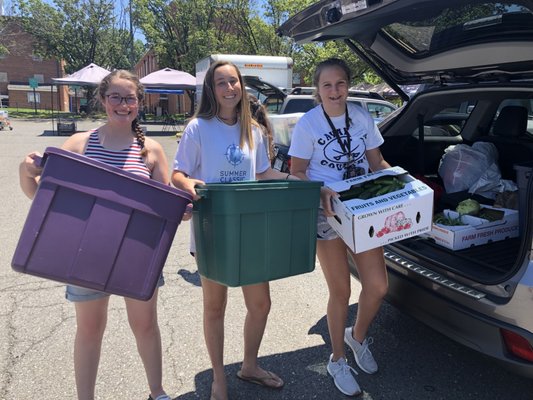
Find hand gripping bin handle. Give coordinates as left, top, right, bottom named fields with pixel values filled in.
left=12, top=147, right=192, bottom=301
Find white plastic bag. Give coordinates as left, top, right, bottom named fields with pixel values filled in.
left=438, top=143, right=498, bottom=193
left=468, top=162, right=502, bottom=199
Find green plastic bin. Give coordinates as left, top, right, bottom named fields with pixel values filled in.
left=192, top=180, right=322, bottom=286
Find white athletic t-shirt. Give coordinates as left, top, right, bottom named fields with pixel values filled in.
left=174, top=117, right=270, bottom=182
left=173, top=116, right=270, bottom=252
left=289, top=103, right=384, bottom=185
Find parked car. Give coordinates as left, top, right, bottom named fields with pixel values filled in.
left=279, top=0, right=533, bottom=378
left=290, top=86, right=386, bottom=100
left=244, top=75, right=396, bottom=119
left=279, top=94, right=396, bottom=120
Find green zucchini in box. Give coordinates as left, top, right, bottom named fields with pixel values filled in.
left=338, top=175, right=406, bottom=201
left=327, top=167, right=434, bottom=254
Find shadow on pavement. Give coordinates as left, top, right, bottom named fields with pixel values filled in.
left=173, top=306, right=360, bottom=400
left=172, top=301, right=533, bottom=400
left=174, top=345, right=335, bottom=400
left=177, top=269, right=201, bottom=287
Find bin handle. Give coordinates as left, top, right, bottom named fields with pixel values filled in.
left=33, top=153, right=47, bottom=168
left=194, top=184, right=208, bottom=199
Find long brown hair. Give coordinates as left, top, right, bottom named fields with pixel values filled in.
left=194, top=60, right=255, bottom=149
left=249, top=95, right=274, bottom=161
left=98, top=69, right=147, bottom=156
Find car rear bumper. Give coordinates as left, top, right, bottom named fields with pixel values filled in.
left=381, top=260, right=533, bottom=378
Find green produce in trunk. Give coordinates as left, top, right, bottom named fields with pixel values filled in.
left=456, top=199, right=481, bottom=216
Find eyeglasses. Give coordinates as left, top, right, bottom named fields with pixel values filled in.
left=105, top=94, right=138, bottom=106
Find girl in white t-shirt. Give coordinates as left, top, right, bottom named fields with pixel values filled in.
left=289, top=58, right=391, bottom=397
left=172, top=61, right=294, bottom=400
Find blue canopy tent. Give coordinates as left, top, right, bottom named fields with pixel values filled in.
left=144, top=88, right=184, bottom=95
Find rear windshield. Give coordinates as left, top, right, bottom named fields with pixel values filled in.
left=382, top=2, right=533, bottom=57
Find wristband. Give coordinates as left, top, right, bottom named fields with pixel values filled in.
left=286, top=173, right=291, bottom=180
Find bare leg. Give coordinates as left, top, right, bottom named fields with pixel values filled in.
left=200, top=276, right=229, bottom=400
left=316, top=238, right=352, bottom=361
left=125, top=288, right=167, bottom=399
left=349, top=247, right=388, bottom=342
left=73, top=297, right=109, bottom=400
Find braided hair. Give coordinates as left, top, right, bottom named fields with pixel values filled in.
left=98, top=69, right=147, bottom=155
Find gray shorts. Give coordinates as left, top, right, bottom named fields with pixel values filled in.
left=317, top=209, right=339, bottom=241
left=65, top=274, right=165, bottom=302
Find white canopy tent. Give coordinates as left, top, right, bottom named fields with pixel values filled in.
left=52, top=63, right=111, bottom=86
left=139, top=67, right=196, bottom=90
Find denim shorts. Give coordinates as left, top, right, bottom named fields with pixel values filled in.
left=65, top=274, right=165, bottom=302
left=317, top=209, right=339, bottom=241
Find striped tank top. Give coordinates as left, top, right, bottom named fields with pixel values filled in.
left=84, top=130, right=151, bottom=179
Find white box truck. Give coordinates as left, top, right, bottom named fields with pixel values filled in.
left=195, top=54, right=293, bottom=103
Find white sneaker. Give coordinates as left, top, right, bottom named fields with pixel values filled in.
left=326, top=354, right=361, bottom=396
left=344, top=327, right=378, bottom=374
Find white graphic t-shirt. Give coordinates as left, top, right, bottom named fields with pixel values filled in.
left=174, top=117, right=270, bottom=183
left=289, top=103, right=384, bottom=185
left=173, top=116, right=270, bottom=252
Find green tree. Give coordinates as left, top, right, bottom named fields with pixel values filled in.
left=255, top=0, right=373, bottom=86
left=133, top=0, right=264, bottom=74
left=14, top=0, right=142, bottom=73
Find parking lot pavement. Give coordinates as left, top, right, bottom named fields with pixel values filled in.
left=2, top=119, right=533, bottom=400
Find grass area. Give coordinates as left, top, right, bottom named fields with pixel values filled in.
left=4, top=108, right=188, bottom=122
left=3, top=107, right=93, bottom=119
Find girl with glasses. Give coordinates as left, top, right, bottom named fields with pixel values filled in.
left=19, top=70, right=172, bottom=400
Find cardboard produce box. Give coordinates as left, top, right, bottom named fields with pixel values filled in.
left=428, top=206, right=519, bottom=250
left=327, top=167, right=434, bottom=254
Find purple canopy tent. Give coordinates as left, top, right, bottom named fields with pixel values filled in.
left=139, top=68, right=196, bottom=116
left=139, top=67, right=196, bottom=90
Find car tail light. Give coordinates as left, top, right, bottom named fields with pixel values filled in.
left=501, top=329, right=533, bottom=362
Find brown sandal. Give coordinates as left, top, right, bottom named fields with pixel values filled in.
left=236, top=370, right=284, bottom=389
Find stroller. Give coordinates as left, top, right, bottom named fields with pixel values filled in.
left=0, top=110, right=13, bottom=131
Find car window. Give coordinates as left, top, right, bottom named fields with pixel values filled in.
left=284, top=98, right=317, bottom=114
left=366, top=102, right=396, bottom=120
left=412, top=102, right=472, bottom=137
left=263, top=96, right=284, bottom=114
left=382, top=3, right=533, bottom=57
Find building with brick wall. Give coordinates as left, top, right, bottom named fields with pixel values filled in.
left=0, top=16, right=69, bottom=111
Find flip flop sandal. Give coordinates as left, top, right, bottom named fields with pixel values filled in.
left=236, top=370, right=284, bottom=389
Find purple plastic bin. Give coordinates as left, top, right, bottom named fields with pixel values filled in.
left=12, top=147, right=192, bottom=300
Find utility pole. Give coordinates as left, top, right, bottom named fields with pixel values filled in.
left=129, top=0, right=134, bottom=68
